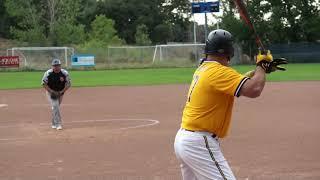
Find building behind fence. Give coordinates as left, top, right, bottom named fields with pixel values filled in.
left=1, top=42, right=319, bottom=70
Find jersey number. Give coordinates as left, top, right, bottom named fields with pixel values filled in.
left=188, top=75, right=199, bottom=102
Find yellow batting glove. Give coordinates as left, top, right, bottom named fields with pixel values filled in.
left=256, top=50, right=273, bottom=73
left=256, top=50, right=273, bottom=64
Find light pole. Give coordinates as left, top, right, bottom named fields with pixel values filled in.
left=204, top=0, right=208, bottom=40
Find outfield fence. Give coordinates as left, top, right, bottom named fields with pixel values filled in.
left=270, top=42, right=320, bottom=63
left=1, top=42, right=319, bottom=71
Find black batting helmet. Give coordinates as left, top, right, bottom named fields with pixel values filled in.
left=204, top=29, right=234, bottom=58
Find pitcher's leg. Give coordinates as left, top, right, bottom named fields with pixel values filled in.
left=46, top=92, right=56, bottom=127
left=58, top=95, right=63, bottom=105
left=51, top=99, right=62, bottom=127
left=51, top=107, right=56, bottom=128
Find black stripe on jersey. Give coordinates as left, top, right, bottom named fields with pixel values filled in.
left=234, top=77, right=249, bottom=97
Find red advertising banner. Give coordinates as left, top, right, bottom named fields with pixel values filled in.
left=0, top=56, right=19, bottom=68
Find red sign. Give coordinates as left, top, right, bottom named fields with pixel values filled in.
left=0, top=56, right=19, bottom=68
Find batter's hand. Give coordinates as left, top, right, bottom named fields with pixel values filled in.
left=269, top=58, right=288, bottom=72
left=256, top=50, right=273, bottom=64
left=256, top=50, right=273, bottom=73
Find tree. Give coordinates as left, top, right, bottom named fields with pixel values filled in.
left=5, top=0, right=47, bottom=44
left=161, top=0, right=191, bottom=42
left=5, top=0, right=86, bottom=45
left=219, top=0, right=270, bottom=57
left=0, top=0, right=14, bottom=38
left=42, top=0, right=85, bottom=45
left=89, top=15, right=121, bottom=44
left=81, top=15, right=123, bottom=49
left=54, top=23, right=86, bottom=45
left=220, top=0, right=319, bottom=46
left=152, top=24, right=174, bottom=44
left=77, top=0, right=98, bottom=31
left=267, top=0, right=320, bottom=42
left=135, top=24, right=152, bottom=45
left=96, top=0, right=190, bottom=44
left=294, top=0, right=320, bottom=41
left=97, top=0, right=163, bottom=44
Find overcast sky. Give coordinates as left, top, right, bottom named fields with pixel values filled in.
left=190, top=0, right=222, bottom=25
left=193, top=11, right=222, bottom=25
left=192, top=0, right=320, bottom=25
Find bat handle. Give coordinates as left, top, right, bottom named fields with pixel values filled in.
left=258, top=47, right=267, bottom=55
left=256, top=38, right=266, bottom=54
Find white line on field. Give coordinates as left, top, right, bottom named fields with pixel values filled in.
left=0, top=104, right=8, bottom=108
left=0, top=118, right=160, bottom=142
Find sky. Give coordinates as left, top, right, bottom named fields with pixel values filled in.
left=191, top=0, right=223, bottom=25
left=193, top=11, right=222, bottom=25
left=192, top=0, right=320, bottom=25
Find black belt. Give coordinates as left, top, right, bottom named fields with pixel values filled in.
left=183, top=128, right=217, bottom=138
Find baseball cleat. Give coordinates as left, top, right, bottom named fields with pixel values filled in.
left=51, top=125, right=57, bottom=129
left=56, top=125, right=62, bottom=130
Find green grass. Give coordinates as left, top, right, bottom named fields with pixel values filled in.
left=235, top=63, right=320, bottom=81
left=0, top=63, right=319, bottom=90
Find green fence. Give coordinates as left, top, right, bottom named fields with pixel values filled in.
left=270, top=42, right=320, bottom=63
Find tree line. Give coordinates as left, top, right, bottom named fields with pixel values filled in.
left=0, top=0, right=319, bottom=48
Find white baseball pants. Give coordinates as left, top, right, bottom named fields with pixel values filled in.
left=174, top=128, right=236, bottom=180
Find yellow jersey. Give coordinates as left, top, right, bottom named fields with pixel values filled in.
left=181, top=61, right=249, bottom=138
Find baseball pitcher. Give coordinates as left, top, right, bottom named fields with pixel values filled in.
left=174, top=29, right=287, bottom=180
left=42, top=59, right=71, bottom=130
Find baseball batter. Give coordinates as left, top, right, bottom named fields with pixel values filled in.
left=42, top=59, right=71, bottom=130
left=174, top=29, right=286, bottom=180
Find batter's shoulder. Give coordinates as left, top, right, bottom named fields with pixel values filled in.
left=219, top=65, right=240, bottom=74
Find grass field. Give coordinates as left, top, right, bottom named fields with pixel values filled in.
left=0, top=63, right=319, bottom=90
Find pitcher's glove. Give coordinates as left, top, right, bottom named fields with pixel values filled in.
left=256, top=50, right=288, bottom=73
left=50, top=91, right=61, bottom=100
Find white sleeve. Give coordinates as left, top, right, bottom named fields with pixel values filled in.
left=62, top=69, right=71, bottom=86
left=41, top=70, right=51, bottom=85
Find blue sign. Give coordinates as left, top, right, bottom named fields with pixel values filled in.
left=191, top=1, right=219, bottom=14
left=71, top=54, right=95, bottom=67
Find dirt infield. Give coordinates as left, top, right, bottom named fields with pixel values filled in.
left=0, top=82, right=319, bottom=180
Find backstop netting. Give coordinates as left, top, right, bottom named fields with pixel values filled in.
left=106, top=44, right=243, bottom=68
left=152, top=44, right=204, bottom=67
left=6, top=47, right=74, bottom=70
left=107, top=46, right=156, bottom=68
left=152, top=43, right=242, bottom=66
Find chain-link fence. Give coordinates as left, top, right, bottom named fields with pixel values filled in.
left=270, top=42, right=320, bottom=63
left=107, top=43, right=243, bottom=67
left=1, top=42, right=319, bottom=71
left=1, top=47, right=74, bottom=71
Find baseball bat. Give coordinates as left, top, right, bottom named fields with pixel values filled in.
left=233, top=0, right=265, bottom=51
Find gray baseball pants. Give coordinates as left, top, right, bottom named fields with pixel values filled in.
left=46, top=92, right=63, bottom=126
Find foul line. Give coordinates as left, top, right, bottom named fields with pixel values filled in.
left=60, top=119, right=160, bottom=130
left=0, top=104, right=8, bottom=108
left=0, top=118, right=160, bottom=142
